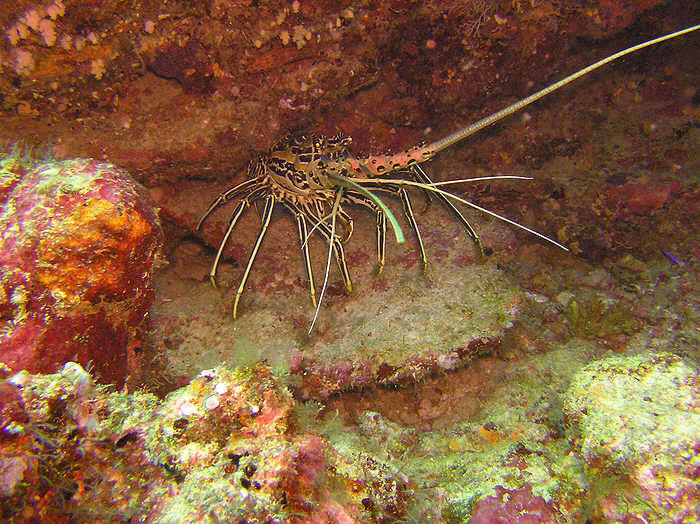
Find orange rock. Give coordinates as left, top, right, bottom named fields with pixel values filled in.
left=0, top=157, right=162, bottom=385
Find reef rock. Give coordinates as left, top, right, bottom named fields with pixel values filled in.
left=153, top=235, right=524, bottom=398
left=469, top=486, right=558, bottom=524
left=0, top=362, right=408, bottom=522
left=0, top=152, right=162, bottom=384
left=563, top=352, right=700, bottom=523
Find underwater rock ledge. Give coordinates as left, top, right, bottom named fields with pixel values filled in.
left=0, top=361, right=407, bottom=522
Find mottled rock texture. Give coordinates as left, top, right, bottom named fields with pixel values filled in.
left=0, top=0, right=688, bottom=189
left=0, top=154, right=162, bottom=384
left=563, top=352, right=700, bottom=523
left=0, top=362, right=407, bottom=522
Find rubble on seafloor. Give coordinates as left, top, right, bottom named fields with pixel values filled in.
left=0, top=350, right=697, bottom=522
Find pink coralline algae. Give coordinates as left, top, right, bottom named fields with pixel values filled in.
left=0, top=152, right=162, bottom=384
left=596, top=179, right=680, bottom=219
left=470, top=486, right=558, bottom=524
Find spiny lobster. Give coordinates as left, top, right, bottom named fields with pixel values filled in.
left=198, top=25, right=698, bottom=330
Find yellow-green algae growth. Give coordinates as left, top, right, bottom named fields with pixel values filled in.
left=318, top=347, right=698, bottom=522
left=1, top=347, right=697, bottom=522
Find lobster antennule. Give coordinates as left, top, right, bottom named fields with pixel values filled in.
left=418, top=24, right=700, bottom=158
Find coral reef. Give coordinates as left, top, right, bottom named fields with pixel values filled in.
left=0, top=361, right=408, bottom=522
left=0, top=1, right=697, bottom=522
left=1, top=346, right=697, bottom=521
left=321, top=348, right=700, bottom=523
left=0, top=150, right=162, bottom=384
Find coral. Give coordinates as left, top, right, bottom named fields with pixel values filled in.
left=315, top=342, right=699, bottom=522
left=318, top=342, right=591, bottom=521
left=0, top=152, right=162, bottom=384
left=310, top=346, right=699, bottom=523
left=563, top=352, right=700, bottom=522
left=2, top=343, right=697, bottom=522
left=146, top=39, right=214, bottom=95
left=0, top=2, right=696, bottom=521
left=0, top=362, right=409, bottom=522
left=593, top=178, right=681, bottom=221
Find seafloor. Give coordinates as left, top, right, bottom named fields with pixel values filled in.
left=0, top=1, right=699, bottom=522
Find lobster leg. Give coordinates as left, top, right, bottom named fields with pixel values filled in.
left=346, top=188, right=427, bottom=274
left=294, top=212, right=317, bottom=308
left=285, top=202, right=353, bottom=297
left=337, top=208, right=354, bottom=243
left=343, top=191, right=387, bottom=274
left=398, top=187, right=428, bottom=274
left=411, top=164, right=484, bottom=257
left=232, top=195, right=276, bottom=319
left=197, top=178, right=264, bottom=230
left=208, top=199, right=249, bottom=287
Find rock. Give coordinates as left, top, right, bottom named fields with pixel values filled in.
left=563, top=352, right=700, bottom=523
left=0, top=0, right=674, bottom=188
left=0, top=362, right=408, bottom=522
left=469, top=486, right=558, bottom=524
left=0, top=153, right=162, bottom=384
left=153, top=230, right=523, bottom=397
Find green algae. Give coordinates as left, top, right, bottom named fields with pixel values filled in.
left=0, top=144, right=58, bottom=204
left=154, top=465, right=275, bottom=524
left=318, top=343, right=700, bottom=522
left=0, top=144, right=44, bottom=177
left=563, top=352, right=698, bottom=460
left=30, top=160, right=118, bottom=197
left=34, top=163, right=95, bottom=196
left=319, top=343, right=594, bottom=521
left=0, top=160, right=23, bottom=188
left=564, top=293, right=640, bottom=340
left=1, top=362, right=304, bottom=521
left=155, top=256, right=525, bottom=396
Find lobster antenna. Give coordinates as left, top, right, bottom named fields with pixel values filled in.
left=351, top=176, right=570, bottom=251
left=425, top=24, right=700, bottom=157
left=309, top=189, right=344, bottom=334
left=302, top=212, right=333, bottom=249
